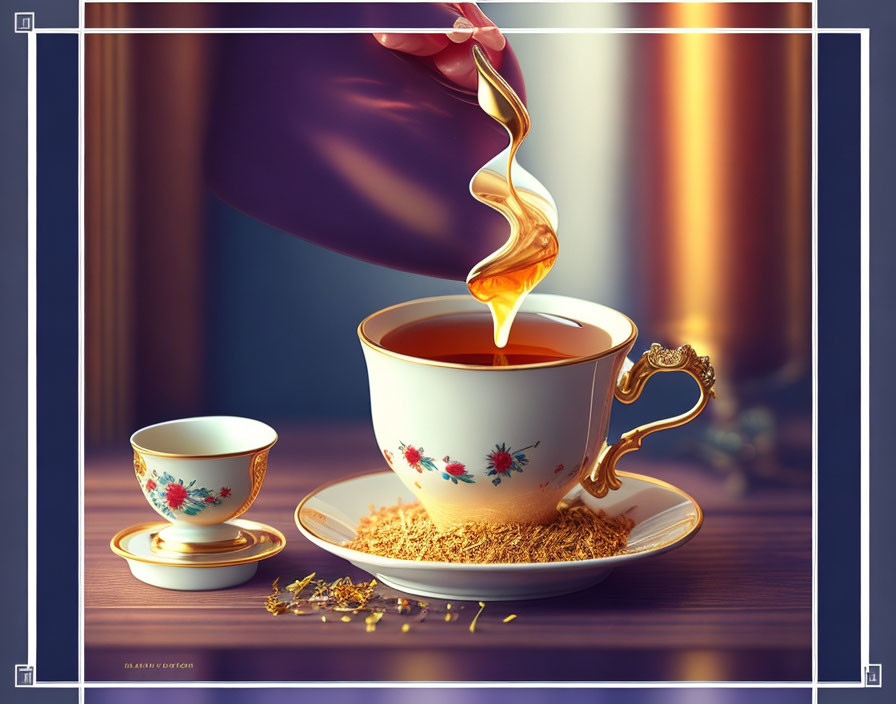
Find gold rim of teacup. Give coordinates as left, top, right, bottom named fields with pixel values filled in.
left=129, top=437, right=278, bottom=460
left=357, top=294, right=639, bottom=372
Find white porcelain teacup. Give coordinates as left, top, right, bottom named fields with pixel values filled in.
left=130, top=416, right=277, bottom=550
left=359, top=294, right=715, bottom=529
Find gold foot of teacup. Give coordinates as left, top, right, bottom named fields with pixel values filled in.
left=150, top=529, right=258, bottom=557
left=419, top=492, right=566, bottom=529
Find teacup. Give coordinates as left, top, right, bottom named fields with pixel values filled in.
left=130, top=416, right=278, bottom=550
left=359, top=294, right=715, bottom=528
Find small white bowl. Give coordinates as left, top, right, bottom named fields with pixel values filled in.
left=130, top=416, right=277, bottom=545
left=295, top=470, right=703, bottom=601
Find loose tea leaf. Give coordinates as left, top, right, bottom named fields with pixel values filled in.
left=365, top=612, right=384, bottom=632
left=285, top=573, right=316, bottom=595
left=469, top=602, right=486, bottom=633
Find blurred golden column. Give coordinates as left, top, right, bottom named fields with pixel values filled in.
left=643, top=6, right=810, bottom=392
left=86, top=4, right=136, bottom=445
left=85, top=5, right=213, bottom=445
left=634, top=5, right=810, bottom=485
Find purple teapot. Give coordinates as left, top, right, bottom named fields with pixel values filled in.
left=205, top=2, right=526, bottom=280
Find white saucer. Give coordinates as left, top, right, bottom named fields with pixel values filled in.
left=111, top=518, right=286, bottom=590
left=295, top=470, right=702, bottom=601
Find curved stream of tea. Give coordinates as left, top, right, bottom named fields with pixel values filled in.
left=466, top=45, right=559, bottom=351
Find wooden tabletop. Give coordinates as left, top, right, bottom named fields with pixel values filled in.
left=85, top=424, right=811, bottom=682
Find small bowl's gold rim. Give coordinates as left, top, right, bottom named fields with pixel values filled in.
left=294, top=469, right=703, bottom=569
left=130, top=416, right=278, bottom=460
left=110, top=518, right=286, bottom=568
left=357, top=294, right=639, bottom=372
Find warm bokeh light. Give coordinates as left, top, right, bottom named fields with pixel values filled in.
left=641, top=5, right=810, bottom=388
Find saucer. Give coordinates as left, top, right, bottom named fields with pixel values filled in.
left=111, top=518, right=286, bottom=590
left=295, top=470, right=702, bottom=601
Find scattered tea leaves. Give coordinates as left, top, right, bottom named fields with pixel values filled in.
left=266, top=574, right=496, bottom=634
left=265, top=574, right=432, bottom=627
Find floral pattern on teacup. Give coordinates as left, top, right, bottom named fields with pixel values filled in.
left=399, top=442, right=437, bottom=473
left=539, top=459, right=582, bottom=490
left=440, top=456, right=476, bottom=484
left=142, top=470, right=231, bottom=519
left=486, top=441, right=540, bottom=486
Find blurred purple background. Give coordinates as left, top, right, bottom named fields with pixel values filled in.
left=86, top=688, right=811, bottom=704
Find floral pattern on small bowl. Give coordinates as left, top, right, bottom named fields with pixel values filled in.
left=142, top=470, right=232, bottom=519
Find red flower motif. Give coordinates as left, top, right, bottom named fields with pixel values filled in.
left=383, top=449, right=393, bottom=465
left=554, top=464, right=564, bottom=474
left=403, top=446, right=422, bottom=470
left=165, top=483, right=188, bottom=509
left=145, top=479, right=156, bottom=491
left=220, top=487, right=231, bottom=497
left=490, top=451, right=513, bottom=473
left=205, top=496, right=216, bottom=503
left=445, top=462, right=466, bottom=476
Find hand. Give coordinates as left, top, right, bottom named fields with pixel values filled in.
left=374, top=2, right=507, bottom=91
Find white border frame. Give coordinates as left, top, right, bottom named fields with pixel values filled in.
left=18, top=1, right=872, bottom=699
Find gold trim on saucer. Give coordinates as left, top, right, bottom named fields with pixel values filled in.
left=149, top=530, right=257, bottom=556
left=110, top=519, right=286, bottom=568
left=357, top=295, right=638, bottom=372
left=294, top=469, right=703, bottom=566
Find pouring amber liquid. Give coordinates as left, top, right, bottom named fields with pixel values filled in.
left=466, top=45, right=559, bottom=351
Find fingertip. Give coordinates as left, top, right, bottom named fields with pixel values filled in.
left=374, top=33, right=450, bottom=57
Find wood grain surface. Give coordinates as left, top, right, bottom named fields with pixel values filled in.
left=85, top=425, right=811, bottom=682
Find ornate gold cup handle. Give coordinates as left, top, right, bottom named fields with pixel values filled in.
left=580, top=343, right=716, bottom=498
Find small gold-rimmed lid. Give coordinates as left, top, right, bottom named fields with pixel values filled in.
left=110, top=518, right=286, bottom=568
